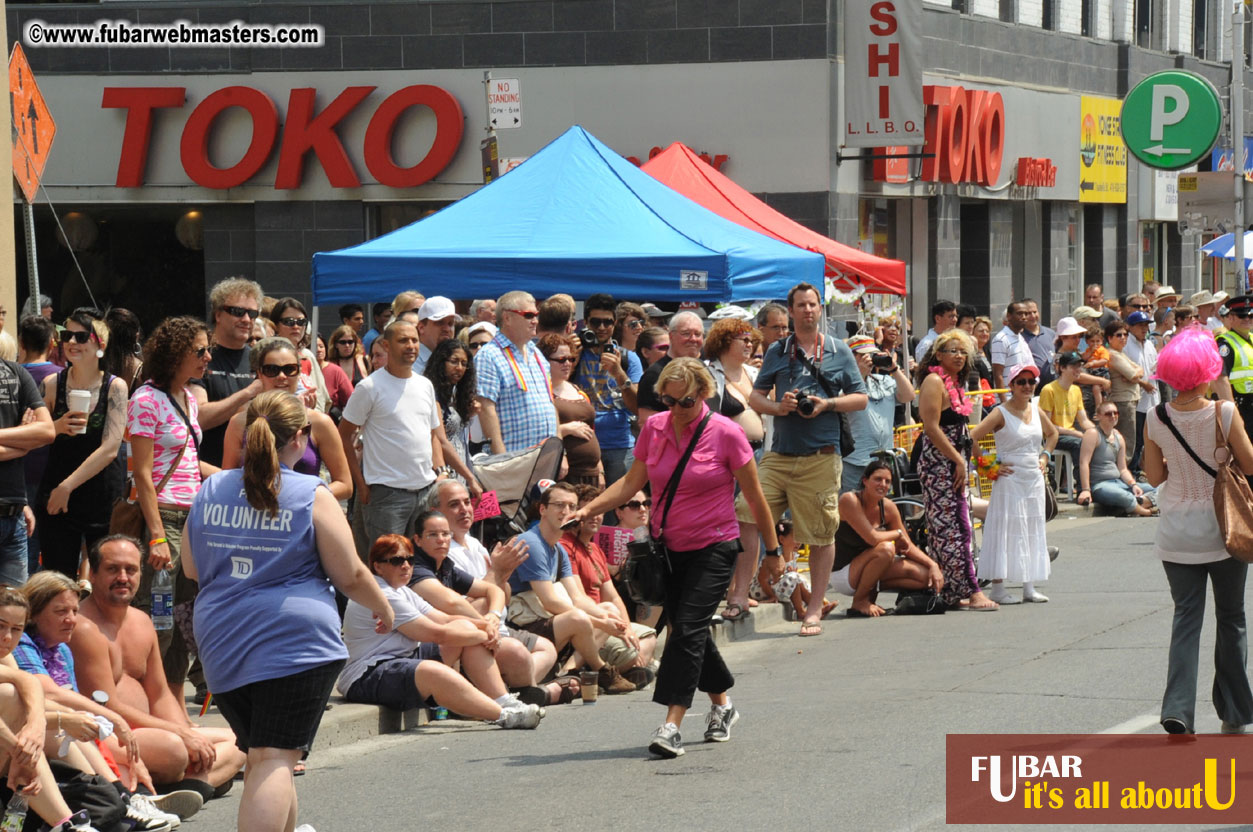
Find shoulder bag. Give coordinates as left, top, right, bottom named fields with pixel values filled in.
left=623, top=412, right=713, bottom=606
left=1155, top=402, right=1253, bottom=562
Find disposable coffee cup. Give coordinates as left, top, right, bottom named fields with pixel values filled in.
left=66, top=390, right=91, bottom=434
left=579, top=670, right=599, bottom=704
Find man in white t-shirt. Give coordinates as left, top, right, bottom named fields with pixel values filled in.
left=990, top=301, right=1033, bottom=393
left=339, top=320, right=445, bottom=543
left=1123, top=310, right=1160, bottom=473
left=431, top=480, right=560, bottom=694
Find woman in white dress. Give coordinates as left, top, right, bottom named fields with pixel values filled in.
left=970, top=362, right=1058, bottom=604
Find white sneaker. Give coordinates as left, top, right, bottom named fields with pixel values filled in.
left=130, top=793, right=181, bottom=829
left=986, top=586, right=1021, bottom=605
left=294, top=826, right=317, bottom=832
left=497, top=703, right=545, bottom=729
left=1023, top=591, right=1049, bottom=603
left=148, top=790, right=204, bottom=821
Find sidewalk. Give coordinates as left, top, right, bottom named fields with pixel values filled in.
left=183, top=603, right=789, bottom=753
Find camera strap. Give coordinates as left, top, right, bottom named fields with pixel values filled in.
left=786, top=334, right=838, bottom=399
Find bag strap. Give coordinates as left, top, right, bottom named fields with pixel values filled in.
left=1155, top=402, right=1217, bottom=478
left=788, top=335, right=838, bottom=399
left=152, top=433, right=188, bottom=497
left=654, top=412, right=713, bottom=538
left=162, top=388, right=200, bottom=456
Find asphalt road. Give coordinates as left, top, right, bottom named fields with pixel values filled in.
left=184, top=513, right=1253, bottom=832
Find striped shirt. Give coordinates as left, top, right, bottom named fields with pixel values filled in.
left=474, top=332, right=557, bottom=452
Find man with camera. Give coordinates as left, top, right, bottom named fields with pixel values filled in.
left=729, top=283, right=867, bottom=637
left=573, top=294, right=641, bottom=484
left=840, top=336, right=915, bottom=493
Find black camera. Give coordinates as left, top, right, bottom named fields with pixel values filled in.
left=872, top=352, right=895, bottom=372
left=794, top=390, right=816, bottom=416
left=577, top=329, right=615, bottom=353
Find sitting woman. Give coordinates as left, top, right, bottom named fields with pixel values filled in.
left=833, top=461, right=945, bottom=617
left=1078, top=401, right=1156, bottom=517
left=338, top=534, right=544, bottom=730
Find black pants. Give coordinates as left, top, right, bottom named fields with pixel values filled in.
left=653, top=539, right=739, bottom=710
left=36, top=507, right=109, bottom=578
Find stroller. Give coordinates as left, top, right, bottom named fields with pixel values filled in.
left=470, top=437, right=565, bottom=547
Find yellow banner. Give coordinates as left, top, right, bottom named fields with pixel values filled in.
left=1079, top=96, right=1127, bottom=203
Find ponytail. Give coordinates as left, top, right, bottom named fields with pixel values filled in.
left=243, top=390, right=306, bottom=516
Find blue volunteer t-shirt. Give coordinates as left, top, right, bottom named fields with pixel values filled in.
left=755, top=334, right=866, bottom=455
left=508, top=526, right=573, bottom=595
left=186, top=467, right=347, bottom=693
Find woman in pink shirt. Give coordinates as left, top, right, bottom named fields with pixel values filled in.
left=572, top=358, right=777, bottom=759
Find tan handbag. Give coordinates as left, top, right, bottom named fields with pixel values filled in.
left=506, top=590, right=553, bottom=627
left=1155, top=403, right=1253, bottom=562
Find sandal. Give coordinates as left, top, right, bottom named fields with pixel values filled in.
left=722, top=603, right=750, bottom=622
left=799, top=621, right=823, bottom=636
left=546, top=675, right=580, bottom=705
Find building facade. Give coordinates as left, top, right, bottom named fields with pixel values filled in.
left=7, top=0, right=1248, bottom=330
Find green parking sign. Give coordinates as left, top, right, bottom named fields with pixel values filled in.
left=1121, top=70, right=1223, bottom=170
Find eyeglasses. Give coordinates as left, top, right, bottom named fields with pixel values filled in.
left=59, top=330, right=92, bottom=344
left=469, top=341, right=489, bottom=352
left=675, top=329, right=703, bottom=340
left=260, top=363, right=300, bottom=378
left=445, top=358, right=468, bottom=368
left=422, top=530, right=453, bottom=540
left=1110, top=331, right=1128, bottom=338
left=660, top=394, right=699, bottom=408
left=587, top=317, right=615, bottom=329
left=193, top=346, right=211, bottom=359
left=278, top=317, right=307, bottom=328
left=621, top=499, right=651, bottom=510
left=222, top=305, right=260, bottom=320
left=547, top=501, right=578, bottom=511
left=1012, top=377, right=1038, bottom=387
left=732, top=335, right=753, bottom=344
left=1130, top=304, right=1151, bottom=310
left=549, top=356, right=577, bottom=364
left=1099, top=410, right=1119, bottom=419
left=378, top=556, right=415, bottom=567
left=335, top=338, right=356, bottom=346
left=509, top=310, right=539, bottom=320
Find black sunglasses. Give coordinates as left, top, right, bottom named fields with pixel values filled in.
left=59, top=330, right=93, bottom=344
left=621, top=499, right=651, bottom=510
left=335, top=338, right=356, bottom=346
left=660, top=394, right=699, bottom=408
left=260, top=363, right=300, bottom=378
left=193, top=346, right=211, bottom=359
left=587, top=317, right=615, bottom=328
left=298, top=423, right=312, bottom=437
left=1013, top=377, right=1038, bottom=387
left=223, top=305, right=260, bottom=320
left=378, top=555, right=415, bottom=567
left=278, top=317, right=307, bottom=328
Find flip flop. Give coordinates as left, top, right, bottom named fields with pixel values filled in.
left=820, top=599, right=839, bottom=618
left=722, top=603, right=750, bottom=622
left=845, top=607, right=891, bottom=618
left=799, top=621, right=823, bottom=636
left=964, top=602, right=999, bottom=611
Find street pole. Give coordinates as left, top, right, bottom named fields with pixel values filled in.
left=1235, top=1, right=1246, bottom=291
left=22, top=203, right=39, bottom=308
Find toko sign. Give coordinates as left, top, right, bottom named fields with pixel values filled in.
left=843, top=0, right=924, bottom=148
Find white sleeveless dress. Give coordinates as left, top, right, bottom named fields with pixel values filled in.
left=978, top=404, right=1051, bottom=583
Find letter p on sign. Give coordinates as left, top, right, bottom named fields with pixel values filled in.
left=1150, top=84, right=1188, bottom=141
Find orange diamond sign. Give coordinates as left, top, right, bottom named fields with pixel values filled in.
left=9, top=43, right=56, bottom=203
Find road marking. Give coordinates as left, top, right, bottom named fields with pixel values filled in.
left=1099, top=712, right=1160, bottom=734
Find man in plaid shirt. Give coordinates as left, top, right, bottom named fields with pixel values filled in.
left=475, top=291, right=559, bottom=454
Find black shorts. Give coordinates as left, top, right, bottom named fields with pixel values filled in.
left=344, top=643, right=443, bottom=711
left=512, top=616, right=556, bottom=644
left=213, top=660, right=345, bottom=753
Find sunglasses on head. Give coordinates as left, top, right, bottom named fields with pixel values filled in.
left=621, top=499, right=651, bottom=510
left=278, top=317, right=307, bottom=328
left=660, top=394, right=699, bottom=408
left=378, top=555, right=415, bottom=567
left=59, top=330, right=93, bottom=344
left=260, top=363, right=300, bottom=378
left=223, top=305, right=260, bottom=320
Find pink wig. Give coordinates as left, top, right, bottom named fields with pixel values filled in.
left=1154, top=324, right=1222, bottom=391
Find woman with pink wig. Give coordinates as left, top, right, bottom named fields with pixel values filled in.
left=1142, top=325, right=1253, bottom=735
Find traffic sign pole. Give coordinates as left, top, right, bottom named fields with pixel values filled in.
left=1235, top=2, right=1246, bottom=290
left=22, top=204, right=38, bottom=312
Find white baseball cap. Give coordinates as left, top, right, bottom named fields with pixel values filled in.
left=417, top=295, right=456, bottom=322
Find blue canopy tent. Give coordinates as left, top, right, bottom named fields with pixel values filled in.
left=311, top=126, right=824, bottom=304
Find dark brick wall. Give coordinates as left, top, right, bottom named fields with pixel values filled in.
left=10, top=0, right=828, bottom=73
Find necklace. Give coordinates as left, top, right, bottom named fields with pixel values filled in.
left=929, top=365, right=973, bottom=416
left=1174, top=394, right=1204, bottom=407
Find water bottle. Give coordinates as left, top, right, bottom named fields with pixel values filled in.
left=0, top=794, right=27, bottom=832
left=151, top=567, right=174, bottom=631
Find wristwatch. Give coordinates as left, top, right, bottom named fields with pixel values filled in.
left=765, top=547, right=783, bottom=558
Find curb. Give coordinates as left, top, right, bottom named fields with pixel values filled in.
left=291, top=603, right=788, bottom=753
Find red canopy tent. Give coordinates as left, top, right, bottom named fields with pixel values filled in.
left=641, top=143, right=906, bottom=296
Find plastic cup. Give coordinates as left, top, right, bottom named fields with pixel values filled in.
left=66, top=390, right=91, bottom=434
left=579, top=670, right=599, bottom=704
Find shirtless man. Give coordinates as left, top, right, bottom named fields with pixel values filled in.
left=68, top=536, right=245, bottom=794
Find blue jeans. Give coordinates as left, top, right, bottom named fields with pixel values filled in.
left=601, top=446, right=633, bottom=488
left=1090, top=480, right=1155, bottom=514
left=1161, top=558, right=1253, bottom=731
left=0, top=515, right=29, bottom=588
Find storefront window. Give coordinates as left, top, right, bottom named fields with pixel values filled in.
left=858, top=198, right=895, bottom=259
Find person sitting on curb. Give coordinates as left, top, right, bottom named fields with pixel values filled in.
left=832, top=461, right=945, bottom=617
left=427, top=481, right=576, bottom=706
left=507, top=483, right=636, bottom=695
left=1077, top=401, right=1156, bottom=516
left=339, top=534, right=543, bottom=729
left=561, top=484, right=658, bottom=689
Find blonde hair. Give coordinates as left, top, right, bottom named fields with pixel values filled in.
left=496, top=291, right=536, bottom=324
left=209, top=277, right=263, bottom=316
left=21, top=571, right=78, bottom=633
left=655, top=356, right=714, bottom=401
left=391, top=291, right=424, bottom=319
left=0, top=332, right=18, bottom=361
left=244, top=391, right=307, bottom=515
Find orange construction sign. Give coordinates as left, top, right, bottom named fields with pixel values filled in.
left=9, top=43, right=56, bottom=203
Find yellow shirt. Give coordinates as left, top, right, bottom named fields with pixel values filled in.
left=1039, top=380, right=1082, bottom=430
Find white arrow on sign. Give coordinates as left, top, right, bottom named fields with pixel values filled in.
left=1142, top=144, right=1192, bottom=156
